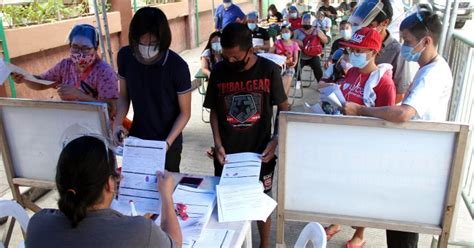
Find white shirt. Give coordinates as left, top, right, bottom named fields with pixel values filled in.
left=312, top=17, right=331, bottom=32
left=402, top=56, right=453, bottom=121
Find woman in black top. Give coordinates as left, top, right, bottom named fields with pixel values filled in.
left=267, top=4, right=283, bottom=23
left=113, top=7, right=192, bottom=172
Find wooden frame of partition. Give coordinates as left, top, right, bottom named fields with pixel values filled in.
left=276, top=112, right=470, bottom=248
left=0, top=98, right=110, bottom=212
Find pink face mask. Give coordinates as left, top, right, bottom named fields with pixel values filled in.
left=71, top=52, right=96, bottom=69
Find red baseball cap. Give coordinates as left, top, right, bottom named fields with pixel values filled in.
left=340, top=27, right=382, bottom=52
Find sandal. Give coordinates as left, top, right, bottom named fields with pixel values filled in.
left=346, top=240, right=366, bottom=248
left=324, top=225, right=341, bottom=241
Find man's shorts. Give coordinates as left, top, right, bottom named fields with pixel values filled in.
left=213, top=157, right=277, bottom=194
left=281, top=67, right=295, bottom=77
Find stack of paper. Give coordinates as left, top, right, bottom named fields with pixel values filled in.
left=319, top=84, right=346, bottom=109
left=173, top=185, right=217, bottom=247
left=217, top=183, right=277, bottom=222
left=216, top=152, right=277, bottom=223
left=257, top=53, right=287, bottom=68
left=113, top=137, right=167, bottom=215
left=219, top=152, right=261, bottom=185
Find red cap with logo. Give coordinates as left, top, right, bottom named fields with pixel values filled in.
left=340, top=27, right=382, bottom=52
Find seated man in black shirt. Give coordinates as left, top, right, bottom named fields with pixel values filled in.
left=318, top=0, right=337, bottom=18
left=203, top=23, right=289, bottom=248
left=246, top=11, right=270, bottom=53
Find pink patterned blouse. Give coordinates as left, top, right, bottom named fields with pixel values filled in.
left=40, top=58, right=119, bottom=100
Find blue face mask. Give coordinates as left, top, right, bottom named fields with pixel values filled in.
left=349, top=52, right=369, bottom=68
left=247, top=23, right=257, bottom=30
left=401, top=39, right=425, bottom=62
left=281, top=33, right=292, bottom=40
left=211, top=42, right=222, bottom=52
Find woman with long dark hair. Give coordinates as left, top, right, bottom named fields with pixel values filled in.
left=25, top=136, right=181, bottom=247
left=201, top=31, right=223, bottom=78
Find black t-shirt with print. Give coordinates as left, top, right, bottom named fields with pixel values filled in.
left=203, top=56, right=287, bottom=154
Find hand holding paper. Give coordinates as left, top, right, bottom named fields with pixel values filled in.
left=3, top=61, right=55, bottom=86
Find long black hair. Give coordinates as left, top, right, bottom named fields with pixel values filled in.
left=129, top=7, right=172, bottom=52
left=56, top=136, right=118, bottom=228
left=203, top=31, right=222, bottom=66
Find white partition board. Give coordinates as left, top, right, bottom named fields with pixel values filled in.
left=0, top=100, right=109, bottom=182
left=284, top=121, right=455, bottom=226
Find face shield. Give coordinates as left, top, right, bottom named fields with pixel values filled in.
left=348, top=0, right=384, bottom=27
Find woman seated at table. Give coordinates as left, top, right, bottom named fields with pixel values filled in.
left=25, top=136, right=182, bottom=248
left=200, top=31, right=223, bottom=78
left=12, top=24, right=118, bottom=116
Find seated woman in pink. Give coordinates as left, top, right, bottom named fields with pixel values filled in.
left=269, top=23, right=299, bottom=95
left=12, top=24, right=118, bottom=115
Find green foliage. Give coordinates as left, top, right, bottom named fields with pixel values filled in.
left=1, top=0, right=111, bottom=28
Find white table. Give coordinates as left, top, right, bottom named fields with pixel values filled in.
left=172, top=173, right=252, bottom=248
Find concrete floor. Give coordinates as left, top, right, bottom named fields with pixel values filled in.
left=1, top=40, right=473, bottom=248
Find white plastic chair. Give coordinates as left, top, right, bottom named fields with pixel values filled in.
left=295, top=222, right=327, bottom=248
left=0, top=200, right=30, bottom=248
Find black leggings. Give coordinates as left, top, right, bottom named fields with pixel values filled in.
left=297, top=56, right=323, bottom=82
left=164, top=144, right=182, bottom=173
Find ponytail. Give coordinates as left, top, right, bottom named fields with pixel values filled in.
left=57, top=190, right=88, bottom=228
left=56, top=136, right=117, bottom=228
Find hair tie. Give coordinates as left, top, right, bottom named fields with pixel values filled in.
left=67, top=189, right=77, bottom=195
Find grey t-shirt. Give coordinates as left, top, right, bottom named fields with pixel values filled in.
left=25, top=209, right=176, bottom=248
left=376, top=32, right=411, bottom=94
left=294, top=28, right=321, bottom=61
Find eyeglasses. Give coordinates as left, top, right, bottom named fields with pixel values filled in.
left=71, top=45, right=94, bottom=54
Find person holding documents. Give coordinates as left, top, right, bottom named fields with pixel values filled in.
left=246, top=11, right=270, bottom=53
left=25, top=136, right=182, bottom=248
left=326, top=26, right=395, bottom=248
left=11, top=24, right=118, bottom=114
left=203, top=23, right=289, bottom=248
left=113, top=7, right=192, bottom=172
left=343, top=7, right=451, bottom=248
left=338, top=27, right=395, bottom=108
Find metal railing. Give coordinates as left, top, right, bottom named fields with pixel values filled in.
left=446, top=30, right=474, bottom=219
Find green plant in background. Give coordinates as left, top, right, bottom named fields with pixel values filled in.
left=0, top=0, right=111, bottom=28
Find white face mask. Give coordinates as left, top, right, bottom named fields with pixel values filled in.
left=223, top=2, right=231, bottom=8
left=340, top=29, right=352, bottom=40
left=138, top=44, right=159, bottom=60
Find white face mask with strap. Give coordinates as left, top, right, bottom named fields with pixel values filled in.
left=139, top=44, right=159, bottom=60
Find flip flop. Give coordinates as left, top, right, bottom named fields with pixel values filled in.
left=346, top=240, right=366, bottom=248
left=324, top=226, right=341, bottom=241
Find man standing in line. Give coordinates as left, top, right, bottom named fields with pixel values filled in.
left=215, top=0, right=245, bottom=31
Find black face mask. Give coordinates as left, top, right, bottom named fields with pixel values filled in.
left=303, top=24, right=312, bottom=30
left=224, top=49, right=250, bottom=71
